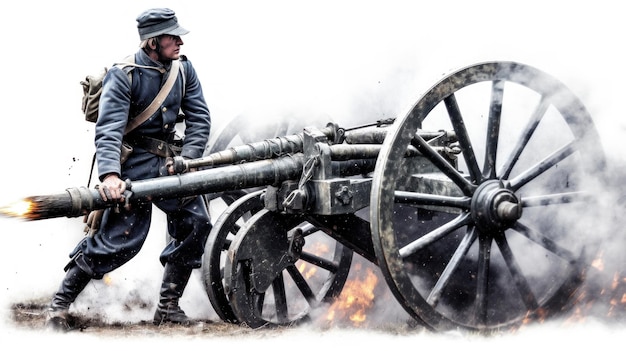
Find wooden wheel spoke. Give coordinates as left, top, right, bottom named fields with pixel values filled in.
left=508, top=140, right=577, bottom=191
left=512, top=221, right=578, bottom=263
left=399, top=212, right=472, bottom=258
left=427, top=227, right=478, bottom=307
left=499, top=96, right=550, bottom=179
left=494, top=234, right=539, bottom=310
left=521, top=191, right=589, bottom=207
left=444, top=94, right=482, bottom=182
left=483, top=80, right=504, bottom=179
left=474, top=234, right=492, bottom=325
left=395, top=190, right=471, bottom=209
left=299, top=251, right=340, bottom=274
left=286, top=265, right=318, bottom=306
left=271, top=273, right=289, bottom=323
left=411, top=135, right=476, bottom=196
left=255, top=292, right=266, bottom=317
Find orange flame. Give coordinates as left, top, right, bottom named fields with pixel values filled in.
left=297, top=262, right=318, bottom=279
left=0, top=199, right=33, bottom=218
left=326, top=263, right=378, bottom=326
left=563, top=250, right=626, bottom=325
left=591, top=251, right=605, bottom=271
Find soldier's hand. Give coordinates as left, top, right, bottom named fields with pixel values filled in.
left=165, top=157, right=176, bottom=175
left=166, top=156, right=195, bottom=175
left=98, top=174, right=127, bottom=202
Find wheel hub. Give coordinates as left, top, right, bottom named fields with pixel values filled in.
left=471, top=180, right=522, bottom=233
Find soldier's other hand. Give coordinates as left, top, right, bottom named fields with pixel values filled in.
left=98, top=174, right=127, bottom=202
left=166, top=156, right=195, bottom=175
left=166, top=157, right=176, bottom=175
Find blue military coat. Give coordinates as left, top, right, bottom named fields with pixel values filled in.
left=96, top=49, right=211, bottom=181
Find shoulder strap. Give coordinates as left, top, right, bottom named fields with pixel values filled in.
left=179, top=61, right=186, bottom=97
left=115, top=55, right=166, bottom=73
left=124, top=60, right=180, bottom=134
left=114, top=56, right=166, bottom=87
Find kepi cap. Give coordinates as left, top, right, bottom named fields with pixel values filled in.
left=136, top=8, right=189, bottom=40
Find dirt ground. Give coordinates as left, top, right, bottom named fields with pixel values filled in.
left=10, top=298, right=289, bottom=337
left=10, top=297, right=625, bottom=341
left=9, top=297, right=427, bottom=338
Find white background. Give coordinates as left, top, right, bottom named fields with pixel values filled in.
left=0, top=0, right=624, bottom=349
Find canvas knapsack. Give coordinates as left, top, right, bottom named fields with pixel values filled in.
left=80, top=56, right=182, bottom=124
left=80, top=56, right=140, bottom=123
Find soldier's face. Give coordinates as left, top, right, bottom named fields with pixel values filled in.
left=158, top=35, right=184, bottom=61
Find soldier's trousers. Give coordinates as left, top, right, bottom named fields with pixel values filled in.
left=68, top=195, right=211, bottom=279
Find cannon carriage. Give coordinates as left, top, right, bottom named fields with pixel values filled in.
left=196, top=61, right=606, bottom=331
left=5, top=61, right=606, bottom=332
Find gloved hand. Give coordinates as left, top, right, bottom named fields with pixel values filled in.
left=83, top=209, right=104, bottom=236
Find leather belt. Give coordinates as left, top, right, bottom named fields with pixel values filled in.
left=124, top=135, right=182, bottom=158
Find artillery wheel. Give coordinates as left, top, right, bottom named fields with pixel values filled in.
left=224, top=210, right=353, bottom=328
left=202, top=190, right=265, bottom=323
left=370, top=61, right=606, bottom=331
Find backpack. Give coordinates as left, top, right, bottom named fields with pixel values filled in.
left=80, top=56, right=140, bottom=123
left=81, top=56, right=183, bottom=123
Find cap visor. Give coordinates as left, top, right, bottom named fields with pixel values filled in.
left=166, top=26, right=190, bottom=36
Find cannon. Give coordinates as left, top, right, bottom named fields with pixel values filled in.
left=1, top=61, right=607, bottom=332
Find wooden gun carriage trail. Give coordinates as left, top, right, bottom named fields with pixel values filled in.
left=4, top=61, right=608, bottom=333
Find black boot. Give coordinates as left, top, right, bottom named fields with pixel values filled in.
left=46, top=264, right=91, bottom=331
left=153, top=263, right=193, bottom=326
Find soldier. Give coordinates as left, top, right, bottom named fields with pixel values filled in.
left=46, top=8, right=212, bottom=330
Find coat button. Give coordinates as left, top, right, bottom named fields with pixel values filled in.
left=162, top=107, right=168, bottom=112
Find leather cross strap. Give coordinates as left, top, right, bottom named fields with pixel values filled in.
left=124, top=59, right=181, bottom=134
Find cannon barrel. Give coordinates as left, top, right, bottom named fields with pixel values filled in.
left=2, top=153, right=377, bottom=221
left=2, top=121, right=454, bottom=221
left=179, top=133, right=304, bottom=172
left=176, top=123, right=455, bottom=173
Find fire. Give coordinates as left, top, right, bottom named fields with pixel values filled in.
left=0, top=193, right=77, bottom=221
left=0, top=199, right=33, bottom=218
left=325, top=263, right=378, bottom=327
left=591, top=251, right=605, bottom=271
left=562, top=251, right=626, bottom=324
left=297, top=262, right=318, bottom=279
